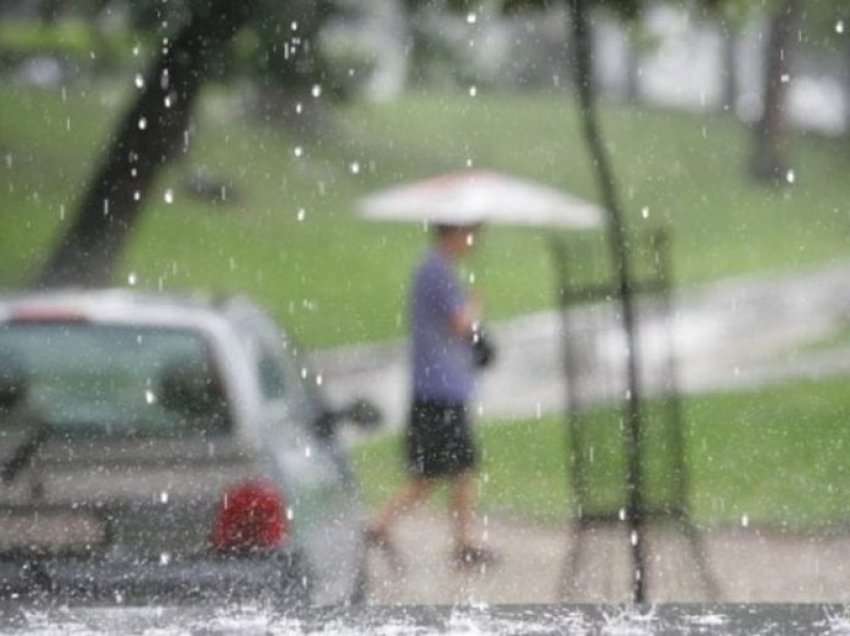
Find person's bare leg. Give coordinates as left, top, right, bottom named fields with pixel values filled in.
left=448, top=470, right=477, bottom=549
left=369, top=477, right=436, bottom=536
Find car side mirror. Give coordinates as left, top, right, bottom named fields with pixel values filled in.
left=343, top=398, right=382, bottom=430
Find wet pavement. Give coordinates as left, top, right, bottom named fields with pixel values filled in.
left=4, top=600, right=850, bottom=634
left=366, top=509, right=850, bottom=605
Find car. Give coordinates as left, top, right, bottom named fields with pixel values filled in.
left=0, top=289, right=380, bottom=607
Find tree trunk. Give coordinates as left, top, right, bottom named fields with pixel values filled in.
left=719, top=21, right=738, bottom=114
left=749, top=0, right=801, bottom=184
left=37, top=1, right=253, bottom=288
left=624, top=27, right=641, bottom=103
left=844, top=38, right=850, bottom=135
left=567, top=0, right=647, bottom=604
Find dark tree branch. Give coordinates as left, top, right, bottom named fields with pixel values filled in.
left=37, top=0, right=254, bottom=288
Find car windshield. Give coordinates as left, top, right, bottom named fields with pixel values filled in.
left=0, top=322, right=228, bottom=437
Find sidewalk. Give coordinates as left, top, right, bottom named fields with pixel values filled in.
left=366, top=508, right=850, bottom=604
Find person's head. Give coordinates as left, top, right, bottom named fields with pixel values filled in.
left=433, top=223, right=481, bottom=260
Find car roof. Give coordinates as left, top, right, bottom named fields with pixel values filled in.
left=0, top=288, right=250, bottom=330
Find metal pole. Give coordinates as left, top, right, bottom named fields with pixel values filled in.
left=569, top=0, right=646, bottom=602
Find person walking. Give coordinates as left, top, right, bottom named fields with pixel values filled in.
left=365, top=222, right=496, bottom=569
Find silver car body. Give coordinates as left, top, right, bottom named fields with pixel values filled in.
left=0, top=289, right=365, bottom=606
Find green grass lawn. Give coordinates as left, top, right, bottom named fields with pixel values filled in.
left=353, top=377, right=850, bottom=530
left=3, top=83, right=850, bottom=347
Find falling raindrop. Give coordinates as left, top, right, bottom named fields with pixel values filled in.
left=164, top=189, right=174, bottom=204
left=786, top=169, right=796, bottom=184
left=294, top=146, right=303, bottom=158
left=132, top=44, right=140, bottom=57
left=286, top=507, right=294, bottom=521
left=295, top=102, right=303, bottom=114
left=159, top=552, right=171, bottom=566
left=349, top=161, right=361, bottom=174
left=315, top=374, right=323, bottom=386
left=138, top=117, right=148, bottom=130
left=133, top=191, right=141, bottom=201
left=59, top=204, right=65, bottom=221
left=128, top=272, right=137, bottom=286
left=311, top=84, right=322, bottom=98
left=130, top=167, right=138, bottom=178
left=630, top=530, right=639, bottom=546
left=466, top=233, right=475, bottom=246
left=535, top=402, right=542, bottom=419
left=145, top=389, right=157, bottom=405
left=741, top=514, right=749, bottom=528
left=641, top=206, right=650, bottom=219
left=469, top=85, right=478, bottom=97
left=780, top=73, right=790, bottom=83
left=297, top=208, right=306, bottom=222
left=160, top=491, right=169, bottom=504
left=836, top=20, right=845, bottom=34
left=291, top=20, right=298, bottom=31
left=468, top=272, right=476, bottom=284
left=134, top=73, right=145, bottom=89
left=160, top=68, right=170, bottom=90
left=301, top=367, right=308, bottom=379
left=466, top=12, right=477, bottom=24
left=229, top=256, right=236, bottom=272
left=164, top=95, right=172, bottom=108
left=466, top=158, right=474, bottom=168
left=619, top=507, right=627, bottom=521
left=305, top=446, right=312, bottom=458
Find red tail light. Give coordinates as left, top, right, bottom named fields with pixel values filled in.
left=212, top=479, right=288, bottom=554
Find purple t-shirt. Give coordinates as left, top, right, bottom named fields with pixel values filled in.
left=411, top=249, right=474, bottom=403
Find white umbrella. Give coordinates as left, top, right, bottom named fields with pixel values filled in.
left=356, top=170, right=602, bottom=229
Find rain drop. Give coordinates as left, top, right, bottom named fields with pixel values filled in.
left=295, top=102, right=303, bottom=114
left=138, top=117, right=148, bottom=130
left=836, top=20, right=845, bottom=34
left=349, top=161, right=361, bottom=174
left=630, top=530, right=639, bottom=546
left=164, top=95, right=172, bottom=108
left=466, top=12, right=477, bottom=24
left=741, top=514, right=749, bottom=528
left=134, top=73, right=144, bottom=89
left=469, top=85, right=478, bottom=97
left=641, top=206, right=650, bottom=219
left=315, top=374, right=323, bottom=386
left=291, top=20, right=298, bottom=31
left=160, top=491, right=169, bottom=504
left=466, top=233, right=474, bottom=246
left=466, top=158, right=474, bottom=168
left=132, top=44, right=140, bottom=57
left=286, top=507, right=294, bottom=521
left=305, top=446, right=312, bottom=458
left=619, top=507, right=627, bottom=521
left=297, top=208, right=306, bottom=222
left=128, top=272, right=137, bottom=286
left=133, top=191, right=141, bottom=201
left=786, top=169, right=796, bottom=184
left=59, top=204, right=65, bottom=220
left=294, top=146, right=303, bottom=158
left=159, top=552, right=171, bottom=566
left=145, top=389, right=157, bottom=405
left=780, top=73, right=790, bottom=84
left=311, top=84, right=322, bottom=98
left=468, top=271, right=476, bottom=284
left=301, top=367, right=308, bottom=379
left=164, top=189, right=174, bottom=204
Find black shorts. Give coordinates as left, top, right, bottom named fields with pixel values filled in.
left=406, top=399, right=478, bottom=478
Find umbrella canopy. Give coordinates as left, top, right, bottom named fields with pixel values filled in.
left=357, top=170, right=603, bottom=229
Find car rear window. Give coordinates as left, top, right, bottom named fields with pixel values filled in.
left=0, top=322, right=231, bottom=438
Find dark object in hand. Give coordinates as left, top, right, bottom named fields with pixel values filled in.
left=470, top=326, right=496, bottom=369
